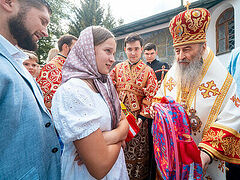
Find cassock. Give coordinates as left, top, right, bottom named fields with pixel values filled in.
left=147, top=59, right=169, bottom=85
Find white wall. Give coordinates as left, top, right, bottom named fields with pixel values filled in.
left=207, top=0, right=240, bottom=67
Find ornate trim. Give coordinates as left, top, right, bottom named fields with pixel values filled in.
left=199, top=123, right=240, bottom=164
left=212, top=123, right=240, bottom=136
left=49, top=54, right=66, bottom=70
left=173, top=40, right=207, bottom=47
left=203, top=72, right=233, bottom=136
left=163, top=73, right=168, bottom=96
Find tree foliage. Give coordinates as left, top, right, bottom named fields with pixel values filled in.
left=36, top=0, right=123, bottom=64
left=36, top=0, right=71, bottom=64
left=68, top=0, right=121, bottom=37
left=102, top=4, right=116, bottom=30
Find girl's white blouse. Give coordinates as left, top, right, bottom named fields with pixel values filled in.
left=52, top=78, right=129, bottom=180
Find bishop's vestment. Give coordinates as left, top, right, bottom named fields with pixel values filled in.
left=156, top=47, right=240, bottom=179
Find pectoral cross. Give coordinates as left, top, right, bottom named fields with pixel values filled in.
left=185, top=1, right=191, bottom=10
left=189, top=108, right=202, bottom=135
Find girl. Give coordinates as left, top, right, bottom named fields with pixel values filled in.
left=51, top=26, right=129, bottom=180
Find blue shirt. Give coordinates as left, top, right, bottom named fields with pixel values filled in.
left=228, top=47, right=240, bottom=96
left=0, top=34, right=28, bottom=62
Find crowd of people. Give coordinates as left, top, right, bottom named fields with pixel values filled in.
left=1, top=0, right=240, bottom=180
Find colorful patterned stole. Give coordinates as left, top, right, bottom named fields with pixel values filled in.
left=153, top=96, right=203, bottom=180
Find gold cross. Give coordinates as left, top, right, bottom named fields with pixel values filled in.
left=165, top=77, right=176, bottom=91
left=199, top=80, right=220, bottom=98
left=185, top=1, right=191, bottom=10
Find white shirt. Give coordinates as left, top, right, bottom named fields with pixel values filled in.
left=52, top=78, right=129, bottom=180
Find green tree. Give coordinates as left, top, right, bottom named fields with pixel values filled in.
left=102, top=4, right=116, bottom=29
left=36, top=0, right=71, bottom=64
left=68, top=0, right=119, bottom=37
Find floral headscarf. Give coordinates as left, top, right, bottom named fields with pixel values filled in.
left=62, top=26, right=121, bottom=129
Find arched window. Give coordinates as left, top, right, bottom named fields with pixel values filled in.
left=216, top=7, right=234, bottom=55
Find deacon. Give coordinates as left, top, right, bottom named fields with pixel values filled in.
left=110, top=33, right=158, bottom=179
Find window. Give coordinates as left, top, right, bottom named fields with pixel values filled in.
left=216, top=7, right=234, bottom=55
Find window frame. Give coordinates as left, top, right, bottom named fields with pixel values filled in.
left=216, top=7, right=234, bottom=55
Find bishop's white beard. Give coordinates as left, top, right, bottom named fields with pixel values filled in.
left=174, top=54, right=204, bottom=91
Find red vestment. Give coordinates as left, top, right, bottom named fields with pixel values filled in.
left=110, top=59, right=158, bottom=179
left=36, top=54, right=66, bottom=113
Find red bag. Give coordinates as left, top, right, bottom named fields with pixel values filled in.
left=121, top=102, right=140, bottom=142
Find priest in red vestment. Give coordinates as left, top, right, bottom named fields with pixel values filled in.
left=110, top=33, right=158, bottom=180
left=37, top=34, right=77, bottom=112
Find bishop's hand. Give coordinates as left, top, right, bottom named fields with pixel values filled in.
left=200, top=150, right=211, bottom=176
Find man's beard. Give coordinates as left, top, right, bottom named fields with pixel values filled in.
left=175, top=53, right=203, bottom=91
left=8, top=11, right=37, bottom=51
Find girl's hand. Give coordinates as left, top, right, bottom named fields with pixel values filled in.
left=121, top=140, right=126, bottom=149
left=74, top=151, right=84, bottom=166
left=102, top=112, right=129, bottom=145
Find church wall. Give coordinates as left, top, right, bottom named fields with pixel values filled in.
left=114, top=0, right=240, bottom=68
left=207, top=0, right=240, bottom=67
left=115, top=23, right=175, bottom=66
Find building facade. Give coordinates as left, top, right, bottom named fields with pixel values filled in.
left=112, top=0, right=240, bottom=67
